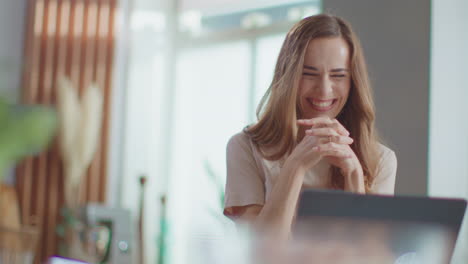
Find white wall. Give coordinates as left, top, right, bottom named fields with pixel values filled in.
left=0, top=0, right=27, bottom=101
left=429, top=0, right=468, bottom=262
left=429, top=0, right=468, bottom=204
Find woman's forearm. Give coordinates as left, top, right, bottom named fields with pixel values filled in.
left=254, top=159, right=306, bottom=240
left=344, top=166, right=365, bottom=194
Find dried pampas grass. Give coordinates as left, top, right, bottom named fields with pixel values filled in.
left=56, top=76, right=103, bottom=208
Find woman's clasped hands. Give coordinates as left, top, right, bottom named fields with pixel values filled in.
left=291, top=117, right=363, bottom=177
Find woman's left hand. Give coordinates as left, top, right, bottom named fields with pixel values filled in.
left=298, top=117, right=365, bottom=192
left=309, top=140, right=361, bottom=176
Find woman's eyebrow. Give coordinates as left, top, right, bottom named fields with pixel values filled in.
left=330, top=68, right=349, bottom=72
left=303, top=65, right=319, bottom=70
left=303, top=65, right=349, bottom=72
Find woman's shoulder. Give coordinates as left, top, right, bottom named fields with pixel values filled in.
left=376, top=143, right=394, bottom=156
left=376, top=142, right=397, bottom=166
left=228, top=129, right=252, bottom=147
left=227, top=129, right=257, bottom=155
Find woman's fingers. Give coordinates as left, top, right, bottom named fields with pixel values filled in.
left=297, top=117, right=332, bottom=126
left=305, top=129, right=353, bottom=145
left=298, top=117, right=349, bottom=136
left=312, top=142, right=353, bottom=158
left=306, top=127, right=339, bottom=136
left=320, top=135, right=354, bottom=145
left=313, top=121, right=349, bottom=136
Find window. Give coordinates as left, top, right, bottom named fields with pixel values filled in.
left=117, top=1, right=321, bottom=263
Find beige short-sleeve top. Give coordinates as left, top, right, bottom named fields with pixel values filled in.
left=223, top=131, right=398, bottom=217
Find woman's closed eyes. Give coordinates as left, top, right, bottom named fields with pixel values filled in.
left=302, top=72, right=348, bottom=78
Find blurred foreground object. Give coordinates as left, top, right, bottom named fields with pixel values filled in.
left=0, top=97, right=55, bottom=263
left=188, top=223, right=448, bottom=264
left=48, top=256, right=88, bottom=263
left=0, top=224, right=39, bottom=264
left=0, top=97, right=57, bottom=182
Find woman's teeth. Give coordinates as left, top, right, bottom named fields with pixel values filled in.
left=311, top=100, right=334, bottom=107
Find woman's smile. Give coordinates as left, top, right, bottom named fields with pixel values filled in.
left=306, top=98, right=338, bottom=112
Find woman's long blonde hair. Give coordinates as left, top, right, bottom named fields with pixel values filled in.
left=246, top=14, right=380, bottom=192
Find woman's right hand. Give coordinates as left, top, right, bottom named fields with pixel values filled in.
left=287, top=132, right=324, bottom=171
left=289, top=117, right=354, bottom=171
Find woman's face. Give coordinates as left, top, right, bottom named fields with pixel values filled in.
left=298, top=37, right=351, bottom=119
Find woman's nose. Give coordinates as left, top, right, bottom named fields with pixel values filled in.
left=316, top=76, right=333, bottom=96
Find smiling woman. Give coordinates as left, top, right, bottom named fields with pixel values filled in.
left=223, top=14, right=397, bottom=239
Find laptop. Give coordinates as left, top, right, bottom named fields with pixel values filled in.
left=294, top=190, right=467, bottom=264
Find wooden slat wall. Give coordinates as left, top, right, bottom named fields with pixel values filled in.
left=15, top=0, right=117, bottom=262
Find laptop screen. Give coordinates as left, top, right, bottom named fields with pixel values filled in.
left=294, top=190, right=466, bottom=264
